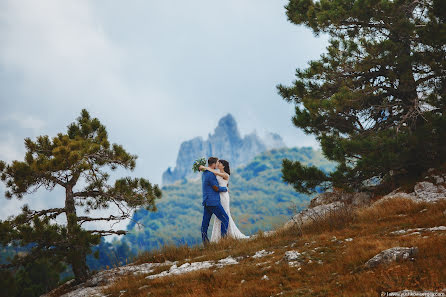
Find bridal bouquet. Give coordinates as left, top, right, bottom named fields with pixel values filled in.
left=192, top=157, right=207, bottom=173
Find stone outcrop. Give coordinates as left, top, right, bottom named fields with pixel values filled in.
left=374, top=171, right=446, bottom=205
left=285, top=169, right=446, bottom=230
left=364, top=247, right=418, bottom=269
left=390, top=226, right=446, bottom=236
left=284, top=190, right=371, bottom=229
left=43, top=256, right=241, bottom=297
left=42, top=261, right=175, bottom=297
left=309, top=191, right=372, bottom=208
left=162, top=114, right=286, bottom=185
left=284, top=201, right=345, bottom=229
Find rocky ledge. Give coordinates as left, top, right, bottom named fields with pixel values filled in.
left=285, top=169, right=446, bottom=229
left=374, top=170, right=446, bottom=205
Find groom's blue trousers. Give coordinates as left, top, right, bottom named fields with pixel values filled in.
left=201, top=204, right=229, bottom=244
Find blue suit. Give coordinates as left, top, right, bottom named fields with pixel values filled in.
left=201, top=170, right=229, bottom=244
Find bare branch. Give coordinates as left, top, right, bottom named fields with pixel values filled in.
left=77, top=214, right=130, bottom=224
left=87, top=229, right=127, bottom=236
left=73, top=190, right=102, bottom=198
left=30, top=207, right=66, bottom=217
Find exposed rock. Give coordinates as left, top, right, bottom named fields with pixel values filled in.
left=284, top=201, right=344, bottom=229
left=309, top=191, right=371, bottom=208
left=288, top=261, right=302, bottom=267
left=146, top=261, right=214, bottom=279
left=283, top=250, right=303, bottom=267
left=42, top=261, right=175, bottom=297
left=285, top=189, right=373, bottom=229
left=145, top=256, right=239, bottom=279
left=364, top=247, right=418, bottom=269
left=43, top=255, right=241, bottom=297
left=377, top=189, right=417, bottom=202
left=249, top=230, right=277, bottom=240
left=284, top=251, right=301, bottom=261
left=252, top=249, right=275, bottom=258
left=414, top=181, right=446, bottom=202
left=51, top=286, right=104, bottom=297
left=216, top=256, right=239, bottom=267
left=433, top=175, right=445, bottom=184
left=390, top=226, right=446, bottom=235
left=138, top=285, right=149, bottom=290
left=162, top=114, right=286, bottom=185
left=375, top=170, right=446, bottom=205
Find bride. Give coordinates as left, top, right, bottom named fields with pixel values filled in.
left=200, top=160, right=249, bottom=242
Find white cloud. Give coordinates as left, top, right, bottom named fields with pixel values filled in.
left=0, top=135, right=24, bottom=162
left=5, top=113, right=45, bottom=133
left=0, top=0, right=327, bottom=223
left=0, top=0, right=125, bottom=103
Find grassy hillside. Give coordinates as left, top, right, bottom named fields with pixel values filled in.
left=103, top=197, right=446, bottom=297
left=123, top=147, right=336, bottom=252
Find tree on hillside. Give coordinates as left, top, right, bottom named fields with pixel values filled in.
left=278, top=0, right=446, bottom=194
left=0, top=109, right=162, bottom=283
left=0, top=258, right=65, bottom=297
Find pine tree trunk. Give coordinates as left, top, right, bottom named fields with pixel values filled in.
left=390, top=22, right=418, bottom=132
left=65, top=186, right=89, bottom=283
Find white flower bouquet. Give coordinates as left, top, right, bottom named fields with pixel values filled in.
left=192, top=157, right=207, bottom=173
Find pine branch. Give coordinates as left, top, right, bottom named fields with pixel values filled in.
left=44, top=174, right=67, bottom=188
left=30, top=207, right=66, bottom=218
left=11, top=207, right=66, bottom=226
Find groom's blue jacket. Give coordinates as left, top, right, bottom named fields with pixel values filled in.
left=202, top=170, right=227, bottom=206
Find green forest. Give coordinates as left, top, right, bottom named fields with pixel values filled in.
left=123, top=147, right=336, bottom=252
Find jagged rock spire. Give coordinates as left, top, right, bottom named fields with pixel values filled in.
left=162, top=114, right=286, bottom=185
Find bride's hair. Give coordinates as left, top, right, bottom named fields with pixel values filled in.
left=219, top=159, right=230, bottom=175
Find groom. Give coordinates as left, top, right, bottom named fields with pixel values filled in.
left=200, top=157, right=229, bottom=245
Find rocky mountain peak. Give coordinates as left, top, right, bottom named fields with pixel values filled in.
left=161, top=114, right=286, bottom=185
left=212, top=114, right=241, bottom=141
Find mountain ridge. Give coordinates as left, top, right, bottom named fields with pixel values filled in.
left=124, top=146, right=336, bottom=252
left=162, top=114, right=286, bottom=185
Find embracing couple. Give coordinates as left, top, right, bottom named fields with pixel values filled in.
left=199, top=157, right=249, bottom=245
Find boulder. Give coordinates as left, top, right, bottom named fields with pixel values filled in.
left=284, top=201, right=344, bottom=229
left=309, top=191, right=371, bottom=208
left=285, top=190, right=371, bottom=229
left=374, top=171, right=446, bottom=205
left=284, top=250, right=301, bottom=261
left=364, top=247, right=418, bottom=269
left=414, top=181, right=446, bottom=202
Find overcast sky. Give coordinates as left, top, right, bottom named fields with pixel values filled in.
left=0, top=0, right=328, bottom=227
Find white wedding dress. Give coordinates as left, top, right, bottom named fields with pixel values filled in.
left=210, top=173, right=249, bottom=242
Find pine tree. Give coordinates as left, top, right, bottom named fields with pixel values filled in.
left=0, top=109, right=162, bottom=283
left=278, top=0, right=446, bottom=194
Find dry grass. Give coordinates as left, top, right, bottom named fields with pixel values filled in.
left=103, top=197, right=446, bottom=297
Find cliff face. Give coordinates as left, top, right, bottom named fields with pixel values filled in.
left=162, top=114, right=286, bottom=185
